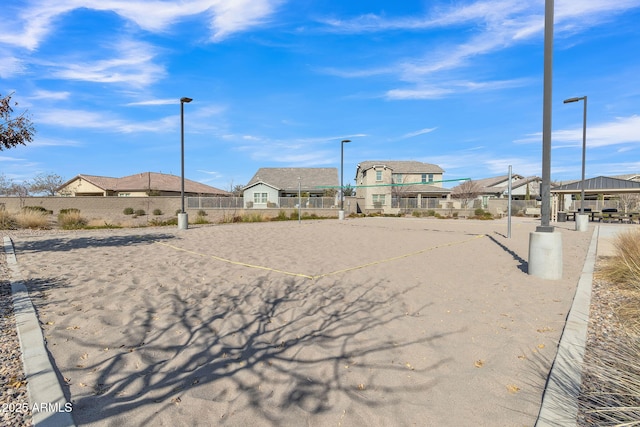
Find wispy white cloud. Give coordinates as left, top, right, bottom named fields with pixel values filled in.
left=0, top=53, right=24, bottom=78
left=0, top=0, right=283, bottom=51
left=386, top=78, right=528, bottom=100
left=35, top=108, right=175, bottom=133
left=402, top=128, right=437, bottom=139
left=125, top=99, right=179, bottom=106
left=516, top=115, right=640, bottom=147
left=48, top=39, right=165, bottom=87
left=29, top=89, right=71, bottom=100
left=322, top=0, right=640, bottom=98
left=30, top=137, right=81, bottom=147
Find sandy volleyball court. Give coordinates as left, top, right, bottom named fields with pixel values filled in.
left=10, top=217, right=592, bottom=426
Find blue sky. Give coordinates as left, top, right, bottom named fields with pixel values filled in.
left=1, top=0, right=640, bottom=191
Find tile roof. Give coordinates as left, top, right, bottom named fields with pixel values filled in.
left=245, top=168, right=339, bottom=191
left=61, top=172, right=229, bottom=195
left=356, top=161, right=444, bottom=174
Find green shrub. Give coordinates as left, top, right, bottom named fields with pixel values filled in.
left=58, top=210, right=87, bottom=229
left=123, top=207, right=134, bottom=215
left=59, top=208, right=80, bottom=215
left=272, top=210, right=288, bottom=221
left=134, top=209, right=146, bottom=216
left=149, top=217, right=178, bottom=226
left=427, top=210, right=436, bottom=217
left=197, top=210, right=207, bottom=217
left=23, top=206, right=52, bottom=214
left=194, top=214, right=209, bottom=225
left=242, top=213, right=265, bottom=222
left=152, top=208, right=163, bottom=216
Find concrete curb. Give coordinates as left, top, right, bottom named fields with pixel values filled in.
left=535, top=226, right=599, bottom=426
left=4, top=236, right=75, bottom=427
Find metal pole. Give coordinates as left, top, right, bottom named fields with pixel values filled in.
left=298, top=177, right=301, bottom=224
left=180, top=100, right=185, bottom=214
left=508, top=165, right=512, bottom=238
left=581, top=96, right=587, bottom=213
left=340, top=139, right=350, bottom=219
left=538, top=0, right=554, bottom=232
left=563, top=96, right=587, bottom=214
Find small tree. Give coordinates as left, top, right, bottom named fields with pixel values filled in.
left=451, top=180, right=482, bottom=209
left=343, top=184, right=354, bottom=197
left=1, top=93, right=36, bottom=151
left=30, top=173, right=65, bottom=196
left=8, top=181, right=30, bottom=207
left=0, top=174, right=11, bottom=196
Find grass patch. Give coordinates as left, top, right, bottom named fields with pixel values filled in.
left=149, top=217, right=178, bottom=226
left=0, top=209, right=16, bottom=229
left=579, top=229, right=640, bottom=424
left=16, top=210, right=50, bottom=229
left=599, top=229, right=640, bottom=293
left=471, top=208, right=494, bottom=220
left=58, top=210, right=87, bottom=229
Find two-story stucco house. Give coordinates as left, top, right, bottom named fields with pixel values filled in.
left=354, top=161, right=450, bottom=212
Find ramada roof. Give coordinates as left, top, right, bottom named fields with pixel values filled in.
left=60, top=172, right=229, bottom=195
left=552, top=176, right=640, bottom=193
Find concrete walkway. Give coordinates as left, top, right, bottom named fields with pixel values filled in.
left=4, top=236, right=75, bottom=427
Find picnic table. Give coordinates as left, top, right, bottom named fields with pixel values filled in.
left=566, top=209, right=600, bottom=221
left=597, top=211, right=640, bottom=224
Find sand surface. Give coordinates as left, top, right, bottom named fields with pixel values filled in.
left=11, top=217, right=593, bottom=426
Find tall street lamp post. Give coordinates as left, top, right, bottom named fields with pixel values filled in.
left=340, top=139, right=351, bottom=220
left=563, top=96, right=588, bottom=215
left=178, top=96, right=192, bottom=230
left=528, top=0, right=563, bottom=280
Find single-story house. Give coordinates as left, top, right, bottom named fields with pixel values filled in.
left=56, top=172, right=229, bottom=197
left=451, top=174, right=542, bottom=208
left=242, top=167, right=339, bottom=208
left=354, top=161, right=450, bottom=212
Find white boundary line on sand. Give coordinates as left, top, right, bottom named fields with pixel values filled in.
left=4, top=236, right=75, bottom=427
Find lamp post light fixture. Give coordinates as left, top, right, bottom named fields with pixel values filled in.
left=178, top=96, right=192, bottom=230
left=563, top=96, right=587, bottom=215
left=340, top=139, right=351, bottom=220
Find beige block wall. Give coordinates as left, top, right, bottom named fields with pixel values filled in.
left=0, top=196, right=342, bottom=226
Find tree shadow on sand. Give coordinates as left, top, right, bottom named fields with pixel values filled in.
left=36, top=276, right=460, bottom=425
left=14, top=232, right=175, bottom=254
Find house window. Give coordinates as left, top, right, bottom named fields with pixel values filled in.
left=376, top=170, right=383, bottom=181
left=118, top=193, right=131, bottom=197
left=372, top=194, right=386, bottom=205
left=392, top=173, right=402, bottom=183
left=254, top=192, right=268, bottom=203
left=422, top=173, right=434, bottom=183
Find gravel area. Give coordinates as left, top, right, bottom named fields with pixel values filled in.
left=578, top=268, right=640, bottom=426
left=0, top=251, right=32, bottom=427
